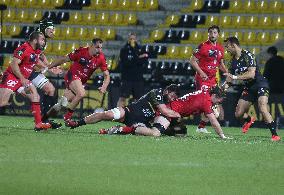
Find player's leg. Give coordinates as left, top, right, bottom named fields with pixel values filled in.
left=0, top=88, right=13, bottom=107
left=19, top=85, right=51, bottom=130
left=257, top=92, right=280, bottom=141
left=68, top=107, right=126, bottom=129
left=235, top=98, right=253, bottom=133
left=117, top=81, right=131, bottom=107
left=41, top=88, right=74, bottom=122
left=63, top=79, right=85, bottom=121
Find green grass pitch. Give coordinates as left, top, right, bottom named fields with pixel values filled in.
left=0, top=116, right=283, bottom=195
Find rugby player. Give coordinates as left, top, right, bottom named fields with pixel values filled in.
left=223, top=36, right=280, bottom=141
left=67, top=84, right=181, bottom=137
left=41, top=38, right=110, bottom=125
left=189, top=25, right=228, bottom=133
left=0, top=31, right=51, bottom=130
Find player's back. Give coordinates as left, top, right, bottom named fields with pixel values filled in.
left=168, top=90, right=212, bottom=116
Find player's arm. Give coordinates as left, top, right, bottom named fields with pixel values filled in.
left=206, top=113, right=227, bottom=139
left=189, top=55, right=208, bottom=80
left=224, top=67, right=256, bottom=81
left=157, top=104, right=181, bottom=118
left=10, top=57, right=29, bottom=86
left=98, top=70, right=110, bottom=93
left=219, top=59, right=228, bottom=73
left=48, top=55, right=70, bottom=68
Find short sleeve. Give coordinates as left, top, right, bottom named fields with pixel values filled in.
left=13, top=46, right=27, bottom=61
left=68, top=48, right=81, bottom=61
left=193, top=44, right=203, bottom=60
left=99, top=54, right=108, bottom=72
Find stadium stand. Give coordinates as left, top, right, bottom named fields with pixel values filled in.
left=0, top=0, right=283, bottom=87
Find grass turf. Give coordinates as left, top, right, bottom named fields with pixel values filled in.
left=0, top=116, right=283, bottom=195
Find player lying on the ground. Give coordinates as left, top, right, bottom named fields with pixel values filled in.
left=41, top=38, right=110, bottom=126
left=0, top=31, right=51, bottom=131
left=98, top=86, right=230, bottom=139
left=68, top=84, right=181, bottom=137
left=223, top=36, right=280, bottom=142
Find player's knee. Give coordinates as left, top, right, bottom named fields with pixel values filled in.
left=152, top=130, right=161, bottom=137
left=76, top=91, right=86, bottom=99
left=45, top=84, right=55, bottom=96
left=152, top=123, right=166, bottom=135
left=258, top=104, right=267, bottom=114
left=235, top=111, right=243, bottom=119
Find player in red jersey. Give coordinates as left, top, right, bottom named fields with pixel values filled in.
left=0, top=31, right=51, bottom=130
left=189, top=25, right=228, bottom=133
left=41, top=38, right=110, bottom=124
left=168, top=87, right=226, bottom=137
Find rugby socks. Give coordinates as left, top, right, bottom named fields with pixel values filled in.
left=244, top=115, right=251, bottom=123
left=77, top=118, right=86, bottom=127
left=268, top=121, right=278, bottom=136
left=121, top=126, right=134, bottom=134
left=198, top=120, right=207, bottom=129
left=42, top=95, right=55, bottom=116
left=31, top=102, right=42, bottom=125
left=64, top=108, right=74, bottom=121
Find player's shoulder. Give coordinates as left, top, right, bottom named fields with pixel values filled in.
left=242, top=49, right=254, bottom=57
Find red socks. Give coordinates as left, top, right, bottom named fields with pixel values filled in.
left=64, top=108, right=74, bottom=121
left=121, top=126, right=134, bottom=134
left=198, top=120, right=207, bottom=129
left=31, top=102, right=42, bottom=125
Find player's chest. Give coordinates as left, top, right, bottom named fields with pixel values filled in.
left=78, top=57, right=99, bottom=70
left=23, top=53, right=39, bottom=66
left=201, top=47, right=223, bottom=61
left=231, top=58, right=248, bottom=74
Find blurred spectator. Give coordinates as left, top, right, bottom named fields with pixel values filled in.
left=263, top=46, right=284, bottom=94
left=117, top=33, right=148, bottom=107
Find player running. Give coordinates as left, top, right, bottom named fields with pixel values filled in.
left=67, top=84, right=181, bottom=137
left=28, top=19, right=62, bottom=128
left=189, top=25, right=228, bottom=134
left=41, top=38, right=110, bottom=125
left=223, top=36, right=281, bottom=141
left=0, top=31, right=51, bottom=130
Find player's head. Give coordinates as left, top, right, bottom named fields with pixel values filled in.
left=39, top=19, right=55, bottom=38
left=91, top=38, right=103, bottom=56
left=29, top=31, right=45, bottom=51
left=163, top=84, right=180, bottom=103
left=128, top=32, right=137, bottom=48
left=208, top=25, right=220, bottom=43
left=224, top=36, right=240, bottom=55
left=267, top=46, right=277, bottom=58
left=210, top=86, right=225, bottom=104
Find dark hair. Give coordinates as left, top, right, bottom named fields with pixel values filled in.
left=267, top=46, right=277, bottom=56
left=29, top=31, right=44, bottom=41
left=92, top=38, right=103, bottom=44
left=208, top=25, right=220, bottom=33
left=165, top=84, right=180, bottom=96
left=224, top=36, right=240, bottom=46
left=210, top=86, right=225, bottom=98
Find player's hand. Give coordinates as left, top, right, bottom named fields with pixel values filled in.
left=139, top=53, right=148, bottom=58
left=49, top=67, right=63, bottom=75
left=223, top=73, right=233, bottom=83
left=98, top=86, right=107, bottom=94
left=20, top=78, right=30, bottom=87
left=200, top=72, right=208, bottom=81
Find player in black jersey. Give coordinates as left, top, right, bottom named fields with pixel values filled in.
left=223, top=37, right=280, bottom=141
left=68, top=84, right=181, bottom=137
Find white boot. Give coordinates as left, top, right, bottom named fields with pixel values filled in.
left=196, top=127, right=211, bottom=134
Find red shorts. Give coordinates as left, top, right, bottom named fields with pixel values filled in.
left=0, top=71, right=25, bottom=92
left=64, top=71, right=85, bottom=89
left=195, top=75, right=217, bottom=90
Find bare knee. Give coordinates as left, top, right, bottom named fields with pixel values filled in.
left=76, top=91, right=86, bottom=99
left=235, top=110, right=243, bottom=119
left=152, top=130, right=161, bottom=137
left=44, top=84, right=55, bottom=96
